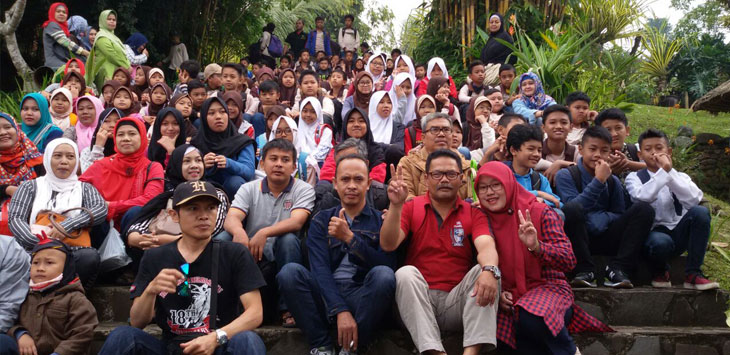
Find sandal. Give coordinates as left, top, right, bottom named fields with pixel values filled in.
left=281, top=311, right=296, bottom=328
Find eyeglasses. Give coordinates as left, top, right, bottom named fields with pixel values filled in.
left=477, top=183, right=503, bottom=193
left=428, top=171, right=461, bottom=181
left=275, top=128, right=292, bottom=135
left=370, top=61, right=384, bottom=67
left=426, top=126, right=452, bottom=135
left=357, top=81, right=372, bottom=87
left=177, top=263, right=190, bottom=297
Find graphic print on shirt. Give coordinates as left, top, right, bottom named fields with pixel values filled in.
left=451, top=221, right=465, bottom=246
left=283, top=199, right=293, bottom=210
left=168, top=276, right=211, bottom=334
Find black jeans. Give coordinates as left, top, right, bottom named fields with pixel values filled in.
left=515, top=307, right=575, bottom=355
left=563, top=201, right=654, bottom=274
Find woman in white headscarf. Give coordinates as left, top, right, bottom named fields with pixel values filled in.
left=366, top=52, right=388, bottom=90
left=389, top=72, right=416, bottom=126
left=8, top=138, right=108, bottom=287
left=416, top=57, right=458, bottom=99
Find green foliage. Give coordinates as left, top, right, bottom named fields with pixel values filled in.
left=267, top=0, right=351, bottom=44
left=565, top=0, right=647, bottom=45
left=409, top=23, right=466, bottom=82
left=0, top=90, right=23, bottom=121
left=639, top=22, right=684, bottom=96
left=673, top=0, right=730, bottom=38
left=495, top=24, right=595, bottom=103
left=669, top=34, right=730, bottom=102
left=363, top=0, right=397, bottom=50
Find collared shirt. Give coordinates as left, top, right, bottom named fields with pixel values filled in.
left=505, top=161, right=562, bottom=208
left=399, top=194, right=490, bottom=292
left=626, top=168, right=703, bottom=230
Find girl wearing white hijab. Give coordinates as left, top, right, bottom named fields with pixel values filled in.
left=368, top=91, right=406, bottom=145
left=417, top=57, right=458, bottom=99
left=426, top=57, right=450, bottom=80
left=389, top=72, right=417, bottom=126
left=298, top=97, right=333, bottom=164
left=392, top=54, right=416, bottom=80
left=8, top=138, right=107, bottom=286
left=366, top=52, right=388, bottom=91
left=49, top=87, right=75, bottom=130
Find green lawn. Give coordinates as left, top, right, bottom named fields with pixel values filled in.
left=628, top=104, right=730, bottom=291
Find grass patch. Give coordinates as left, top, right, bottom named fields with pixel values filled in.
left=629, top=104, right=730, bottom=291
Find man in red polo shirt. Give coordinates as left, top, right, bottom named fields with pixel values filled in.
left=381, top=149, right=500, bottom=355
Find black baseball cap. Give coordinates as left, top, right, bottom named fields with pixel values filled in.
left=173, top=181, right=221, bottom=207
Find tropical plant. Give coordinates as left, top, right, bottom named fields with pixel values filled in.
left=495, top=23, right=595, bottom=103
left=640, top=23, right=684, bottom=97
left=565, top=0, right=647, bottom=46
left=267, top=0, right=351, bottom=43
left=669, top=33, right=730, bottom=102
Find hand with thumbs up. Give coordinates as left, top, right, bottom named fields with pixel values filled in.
left=329, top=208, right=354, bottom=243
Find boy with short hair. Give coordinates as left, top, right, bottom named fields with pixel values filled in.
left=338, top=14, right=360, bottom=58
left=556, top=126, right=655, bottom=289
left=565, top=91, right=597, bottom=145
left=296, top=50, right=314, bottom=74
left=173, top=59, right=201, bottom=95
left=481, top=113, right=527, bottom=163
left=594, top=108, right=645, bottom=180
left=414, top=63, right=426, bottom=81
left=245, top=80, right=280, bottom=137
left=538, top=105, right=580, bottom=183
left=306, top=16, right=332, bottom=57
left=496, top=64, right=518, bottom=108
left=316, top=57, right=332, bottom=81
left=458, top=60, right=488, bottom=104
left=506, top=124, right=562, bottom=208
left=187, top=79, right=207, bottom=118
left=626, top=129, right=718, bottom=290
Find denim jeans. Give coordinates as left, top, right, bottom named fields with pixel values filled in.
left=98, top=326, right=266, bottom=355
left=514, top=308, right=575, bottom=355
left=243, top=113, right=267, bottom=138
left=643, top=205, right=711, bottom=275
left=277, top=263, right=396, bottom=348
left=0, top=334, right=18, bottom=355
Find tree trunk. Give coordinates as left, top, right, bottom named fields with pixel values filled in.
left=3, top=33, right=31, bottom=81
left=630, top=35, right=642, bottom=56
left=1, top=0, right=32, bottom=87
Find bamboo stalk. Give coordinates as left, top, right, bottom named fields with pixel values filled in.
left=462, top=0, right=467, bottom=68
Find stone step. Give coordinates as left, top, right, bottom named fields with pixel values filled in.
left=88, top=285, right=730, bottom=327
left=91, top=323, right=730, bottom=355
left=574, top=287, right=729, bottom=327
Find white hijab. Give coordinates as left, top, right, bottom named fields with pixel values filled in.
left=298, top=97, right=323, bottom=154
left=50, top=88, right=73, bottom=130
left=30, top=138, right=84, bottom=224
left=390, top=72, right=416, bottom=126
left=269, top=115, right=299, bottom=147
left=426, top=57, right=450, bottom=80
left=393, top=55, right=416, bottom=79
left=366, top=52, right=387, bottom=82
left=368, top=91, right=395, bottom=144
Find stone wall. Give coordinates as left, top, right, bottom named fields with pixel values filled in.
left=674, top=131, right=730, bottom=203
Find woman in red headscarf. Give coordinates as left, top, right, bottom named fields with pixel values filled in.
left=43, top=2, right=89, bottom=70
left=474, top=161, right=611, bottom=354
left=80, top=117, right=163, bottom=227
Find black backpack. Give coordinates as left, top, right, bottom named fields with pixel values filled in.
left=566, top=165, right=615, bottom=195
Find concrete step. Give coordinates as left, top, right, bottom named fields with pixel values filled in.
left=87, top=285, right=730, bottom=327
left=574, top=287, right=729, bottom=327
left=91, top=323, right=730, bottom=355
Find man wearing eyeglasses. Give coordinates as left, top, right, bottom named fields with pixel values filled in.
left=381, top=149, right=500, bottom=355
left=99, top=181, right=267, bottom=355
left=399, top=113, right=472, bottom=201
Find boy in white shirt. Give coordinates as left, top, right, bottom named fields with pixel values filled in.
left=626, top=128, right=718, bottom=290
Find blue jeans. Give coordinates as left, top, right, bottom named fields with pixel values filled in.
left=98, top=326, right=266, bottom=355
left=277, top=263, right=396, bottom=348
left=206, top=173, right=246, bottom=200
left=243, top=113, right=267, bottom=138
left=0, top=334, right=18, bottom=355
left=515, top=307, right=575, bottom=355
left=643, top=205, right=711, bottom=275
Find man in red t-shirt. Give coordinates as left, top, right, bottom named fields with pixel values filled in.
left=381, top=149, right=500, bottom=355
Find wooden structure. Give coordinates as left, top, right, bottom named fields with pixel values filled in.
left=691, top=80, right=730, bottom=114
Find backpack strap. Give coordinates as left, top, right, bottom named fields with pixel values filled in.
left=143, top=162, right=164, bottom=189
left=568, top=165, right=583, bottom=194
left=625, top=143, right=639, bottom=161
left=636, top=168, right=682, bottom=215
left=209, top=241, right=220, bottom=329
left=530, top=170, right=542, bottom=191
left=565, top=144, right=576, bottom=162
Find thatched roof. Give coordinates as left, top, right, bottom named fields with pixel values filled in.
left=692, top=80, right=730, bottom=113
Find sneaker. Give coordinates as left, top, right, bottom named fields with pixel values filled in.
left=604, top=267, right=633, bottom=289
left=651, top=271, right=672, bottom=288
left=575, top=347, right=582, bottom=355
left=339, top=349, right=356, bottom=355
left=310, top=347, right=335, bottom=355
left=571, top=272, right=597, bottom=288
left=683, top=274, right=720, bottom=291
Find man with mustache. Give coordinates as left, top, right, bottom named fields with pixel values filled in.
left=398, top=113, right=472, bottom=201
left=381, top=149, right=500, bottom=355
left=278, top=153, right=396, bottom=355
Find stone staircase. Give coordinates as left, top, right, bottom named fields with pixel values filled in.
left=87, top=256, right=730, bottom=354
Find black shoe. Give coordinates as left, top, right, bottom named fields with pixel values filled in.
left=571, top=272, right=597, bottom=288
left=604, top=267, right=633, bottom=289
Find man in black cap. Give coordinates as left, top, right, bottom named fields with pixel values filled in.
left=99, top=181, right=267, bottom=355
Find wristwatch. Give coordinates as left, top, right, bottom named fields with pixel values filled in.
left=482, top=265, right=501, bottom=279
left=215, top=329, right=228, bottom=346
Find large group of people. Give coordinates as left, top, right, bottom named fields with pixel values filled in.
left=0, top=4, right=720, bottom=355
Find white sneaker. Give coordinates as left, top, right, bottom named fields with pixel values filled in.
left=310, top=347, right=335, bottom=355
left=575, top=347, right=582, bottom=355
left=339, top=350, right=356, bottom=355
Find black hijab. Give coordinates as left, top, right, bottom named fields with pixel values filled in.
left=341, top=107, right=385, bottom=169
left=30, top=240, right=77, bottom=294
left=89, top=107, right=123, bottom=157
left=148, top=107, right=187, bottom=165
left=480, top=13, right=515, bottom=65
left=190, top=97, right=255, bottom=158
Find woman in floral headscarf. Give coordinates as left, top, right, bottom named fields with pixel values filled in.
left=512, top=72, right=556, bottom=126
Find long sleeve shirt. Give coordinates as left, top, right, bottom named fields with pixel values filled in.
left=306, top=204, right=396, bottom=317
left=8, top=181, right=108, bottom=250
left=205, top=145, right=256, bottom=183
left=43, top=22, right=86, bottom=69
left=123, top=44, right=148, bottom=65
left=555, top=159, right=625, bottom=235
left=163, top=43, right=189, bottom=70
left=626, top=168, right=703, bottom=230
left=458, top=83, right=487, bottom=104
left=0, top=235, right=29, bottom=333
left=512, top=98, right=556, bottom=126
left=337, top=28, right=360, bottom=52
left=79, top=145, right=105, bottom=173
